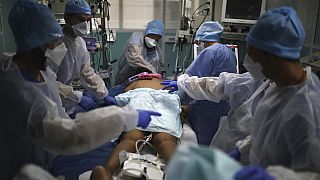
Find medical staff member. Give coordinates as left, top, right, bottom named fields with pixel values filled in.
left=115, top=19, right=164, bottom=85
left=163, top=7, right=320, bottom=179
left=0, top=1, right=160, bottom=179
left=51, top=0, right=108, bottom=114
left=184, top=21, right=237, bottom=145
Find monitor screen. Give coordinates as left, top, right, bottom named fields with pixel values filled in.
left=221, top=0, right=266, bottom=25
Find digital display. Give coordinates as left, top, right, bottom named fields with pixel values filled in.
left=225, top=0, right=263, bottom=20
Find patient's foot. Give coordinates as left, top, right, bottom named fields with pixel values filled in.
left=90, top=166, right=112, bottom=180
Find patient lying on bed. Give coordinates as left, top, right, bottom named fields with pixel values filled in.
left=90, top=77, right=182, bottom=180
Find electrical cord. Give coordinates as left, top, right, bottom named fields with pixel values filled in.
left=193, top=8, right=210, bottom=17
left=116, top=135, right=160, bottom=180
left=181, top=8, right=210, bottom=72
left=93, top=17, right=102, bottom=70
left=135, top=134, right=157, bottom=155
left=195, top=9, right=210, bottom=30
left=135, top=139, right=157, bottom=155
left=191, top=1, right=210, bottom=19
left=102, top=0, right=113, bottom=78
left=179, top=2, right=210, bottom=72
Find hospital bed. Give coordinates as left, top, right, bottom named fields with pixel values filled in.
left=79, top=123, right=197, bottom=180
left=79, top=73, right=198, bottom=180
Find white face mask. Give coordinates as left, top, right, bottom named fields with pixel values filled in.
left=45, top=43, right=68, bottom=67
left=72, top=21, right=90, bottom=37
left=243, top=55, right=267, bottom=80
left=145, top=37, right=157, bottom=48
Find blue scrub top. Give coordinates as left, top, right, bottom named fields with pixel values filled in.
left=186, top=43, right=237, bottom=145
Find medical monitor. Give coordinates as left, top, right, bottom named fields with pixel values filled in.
left=221, top=0, right=266, bottom=25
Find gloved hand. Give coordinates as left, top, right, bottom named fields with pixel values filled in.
left=103, top=96, right=118, bottom=106
left=161, top=80, right=178, bottom=93
left=137, top=109, right=161, bottom=128
left=228, top=148, right=241, bottom=161
left=79, top=95, right=96, bottom=111
left=235, top=166, right=275, bottom=180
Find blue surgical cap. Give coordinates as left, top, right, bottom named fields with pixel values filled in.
left=196, top=21, right=223, bottom=42
left=165, top=145, right=241, bottom=180
left=65, top=0, right=91, bottom=15
left=246, top=7, right=305, bottom=59
left=9, top=0, right=63, bottom=53
left=194, top=29, right=204, bottom=41
left=145, top=19, right=164, bottom=36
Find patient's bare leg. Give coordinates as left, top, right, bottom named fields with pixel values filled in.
left=90, top=129, right=146, bottom=180
left=152, top=132, right=178, bottom=162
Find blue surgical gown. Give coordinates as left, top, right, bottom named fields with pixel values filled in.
left=186, top=43, right=237, bottom=145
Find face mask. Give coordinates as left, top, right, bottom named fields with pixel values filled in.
left=72, top=21, right=90, bottom=37
left=45, top=43, right=68, bottom=67
left=243, top=55, right=267, bottom=80
left=197, top=42, right=205, bottom=53
left=145, top=37, right=157, bottom=48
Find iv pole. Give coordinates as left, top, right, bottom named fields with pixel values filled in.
left=92, top=0, right=112, bottom=87
left=173, top=0, right=187, bottom=80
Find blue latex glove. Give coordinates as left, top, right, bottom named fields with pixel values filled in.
left=103, top=96, right=118, bottom=106
left=79, top=95, right=96, bottom=111
left=161, top=80, right=178, bottom=93
left=228, top=148, right=241, bottom=161
left=235, top=166, right=275, bottom=180
left=137, top=109, right=161, bottom=128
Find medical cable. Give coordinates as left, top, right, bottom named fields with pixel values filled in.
left=135, top=139, right=157, bottom=155
left=93, top=17, right=102, bottom=70
left=135, top=135, right=157, bottom=154
left=191, top=2, right=210, bottom=19
left=181, top=4, right=210, bottom=72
